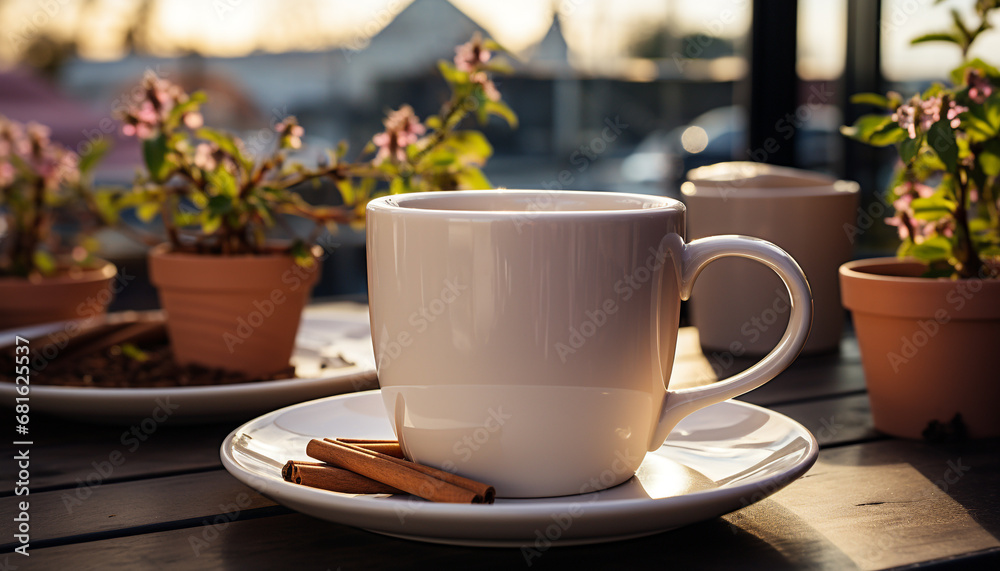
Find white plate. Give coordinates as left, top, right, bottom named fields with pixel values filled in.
left=0, top=303, right=377, bottom=424
left=220, top=390, right=819, bottom=547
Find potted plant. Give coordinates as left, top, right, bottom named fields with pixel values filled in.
left=1, top=114, right=114, bottom=330
left=108, top=34, right=516, bottom=378
left=841, top=2, right=1000, bottom=439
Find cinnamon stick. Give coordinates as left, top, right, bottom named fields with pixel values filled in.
left=281, top=461, right=402, bottom=494
left=333, top=438, right=405, bottom=459
left=324, top=439, right=495, bottom=503
left=305, top=439, right=491, bottom=504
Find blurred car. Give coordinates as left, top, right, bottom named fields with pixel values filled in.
left=621, top=105, right=842, bottom=194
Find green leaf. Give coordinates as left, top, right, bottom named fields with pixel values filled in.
left=191, top=192, right=209, bottom=209
left=483, top=100, right=518, bottom=128
left=922, top=83, right=947, bottom=99
left=437, top=61, right=467, bottom=85
left=93, top=191, right=120, bottom=224
left=849, top=93, right=891, bottom=108
left=207, top=194, right=232, bottom=215
left=174, top=211, right=198, bottom=227
left=389, top=176, right=409, bottom=195
left=900, top=135, right=922, bottom=163
left=951, top=58, right=1000, bottom=84
left=983, top=97, right=1000, bottom=131
left=868, top=122, right=906, bottom=146
left=910, top=196, right=956, bottom=220
left=455, top=166, right=491, bottom=190
left=482, top=38, right=504, bottom=52
left=910, top=32, right=961, bottom=46
left=910, top=235, right=954, bottom=261
left=167, top=97, right=204, bottom=130
left=137, top=202, right=160, bottom=222
left=978, top=141, right=1000, bottom=176
left=142, top=134, right=173, bottom=183
left=841, top=114, right=893, bottom=142
left=200, top=210, right=221, bottom=234
left=290, top=241, right=315, bottom=268
left=32, top=251, right=57, bottom=276
left=336, top=180, right=355, bottom=205
left=206, top=168, right=238, bottom=197
left=484, top=56, right=514, bottom=74
left=927, top=120, right=958, bottom=170
left=447, top=130, right=493, bottom=164
left=78, top=138, right=110, bottom=175
left=120, top=343, right=149, bottom=362
left=196, top=128, right=251, bottom=171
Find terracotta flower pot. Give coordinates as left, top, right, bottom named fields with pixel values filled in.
left=148, top=246, right=320, bottom=378
left=0, top=261, right=118, bottom=330
left=840, top=257, right=1000, bottom=438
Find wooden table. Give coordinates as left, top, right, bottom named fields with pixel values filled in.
left=3, top=313, right=999, bottom=570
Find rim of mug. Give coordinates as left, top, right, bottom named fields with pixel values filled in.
left=366, top=189, right=685, bottom=217
left=682, top=162, right=859, bottom=199
left=680, top=179, right=859, bottom=199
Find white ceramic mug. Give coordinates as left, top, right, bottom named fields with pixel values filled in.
left=683, top=162, right=858, bottom=355
left=366, top=190, right=811, bottom=498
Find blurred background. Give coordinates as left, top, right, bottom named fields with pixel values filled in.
left=1, top=0, right=993, bottom=305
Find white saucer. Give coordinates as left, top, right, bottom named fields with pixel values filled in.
left=0, top=303, right=377, bottom=423
left=220, top=390, right=819, bottom=547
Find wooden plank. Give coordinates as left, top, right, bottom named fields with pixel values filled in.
left=768, top=394, right=878, bottom=447
left=0, top=470, right=278, bottom=549
left=9, top=437, right=999, bottom=569
left=673, top=327, right=868, bottom=406
left=732, top=439, right=1000, bottom=570
left=11, top=511, right=860, bottom=570
left=0, top=421, right=234, bottom=494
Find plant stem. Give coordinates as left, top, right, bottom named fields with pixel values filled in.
left=954, top=168, right=984, bottom=278
left=19, top=178, right=46, bottom=274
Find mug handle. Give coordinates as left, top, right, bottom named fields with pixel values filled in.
left=647, top=234, right=813, bottom=451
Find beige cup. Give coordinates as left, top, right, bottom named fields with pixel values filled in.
left=682, top=162, right=859, bottom=355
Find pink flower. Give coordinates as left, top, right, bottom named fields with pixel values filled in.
left=471, top=71, right=500, bottom=102
left=892, top=98, right=919, bottom=138
left=276, top=118, right=305, bottom=149
left=914, top=182, right=935, bottom=198
left=0, top=161, right=13, bottom=187
left=193, top=143, right=217, bottom=171
left=372, top=105, right=426, bottom=164
left=0, top=114, right=80, bottom=191
left=893, top=95, right=966, bottom=137
left=966, top=68, right=994, bottom=103
left=183, top=112, right=204, bottom=129
left=893, top=194, right=913, bottom=212
left=120, top=72, right=203, bottom=140
left=945, top=100, right=967, bottom=128
left=454, top=33, right=491, bottom=73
